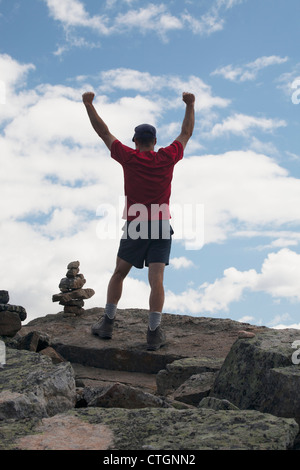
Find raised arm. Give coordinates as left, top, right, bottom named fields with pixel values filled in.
left=175, top=92, right=195, bottom=149
left=82, top=92, right=117, bottom=150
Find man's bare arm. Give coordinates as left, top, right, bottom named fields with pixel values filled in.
left=175, top=92, right=195, bottom=149
left=82, top=92, right=117, bottom=150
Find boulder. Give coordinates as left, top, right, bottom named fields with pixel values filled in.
left=39, top=346, right=66, bottom=364
left=198, top=396, right=239, bottom=411
left=156, top=357, right=224, bottom=395
left=80, top=382, right=171, bottom=409
left=0, top=311, right=22, bottom=337
left=0, top=348, right=76, bottom=420
left=0, top=290, right=27, bottom=337
left=11, top=330, right=50, bottom=352
left=0, top=303, right=27, bottom=321
left=211, top=329, right=300, bottom=423
left=173, top=372, right=217, bottom=406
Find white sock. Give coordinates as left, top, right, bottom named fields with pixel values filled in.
left=149, top=311, right=162, bottom=331
left=105, top=303, right=117, bottom=319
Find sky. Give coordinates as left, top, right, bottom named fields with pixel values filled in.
left=0, top=0, right=300, bottom=328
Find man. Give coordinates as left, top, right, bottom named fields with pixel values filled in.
left=82, top=90, right=195, bottom=350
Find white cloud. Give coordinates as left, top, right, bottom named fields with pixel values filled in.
left=254, top=249, right=300, bottom=301
left=170, top=257, right=195, bottom=269
left=172, top=150, right=300, bottom=248
left=210, top=113, right=286, bottom=137
left=267, top=313, right=292, bottom=327
left=272, top=323, right=300, bottom=330
left=212, top=55, right=289, bottom=82
left=165, top=249, right=300, bottom=316
left=217, top=0, right=244, bottom=8
left=0, top=54, right=36, bottom=123
left=165, top=267, right=257, bottom=314
left=97, top=69, right=230, bottom=114
left=42, top=0, right=246, bottom=53
left=249, top=137, right=279, bottom=157
left=238, top=315, right=256, bottom=324
left=44, top=0, right=109, bottom=32
left=183, top=0, right=245, bottom=36
left=99, top=69, right=163, bottom=93
left=114, top=4, right=183, bottom=39
left=182, top=11, right=224, bottom=36
left=44, top=0, right=183, bottom=42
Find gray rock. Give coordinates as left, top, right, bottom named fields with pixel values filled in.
left=0, top=304, right=27, bottom=321
left=212, top=329, right=300, bottom=423
left=11, top=330, right=51, bottom=352
left=52, top=288, right=95, bottom=303
left=81, top=382, right=171, bottom=409
left=66, top=268, right=80, bottom=278
left=0, top=348, right=76, bottom=420
left=2, top=407, right=298, bottom=450
left=23, top=308, right=263, bottom=374
left=67, top=261, right=80, bottom=270
left=156, top=357, right=223, bottom=395
left=59, top=275, right=86, bottom=293
left=0, top=311, right=22, bottom=337
left=173, top=372, right=217, bottom=406
left=0, top=291, right=9, bottom=304
left=199, top=396, right=239, bottom=411
left=39, top=346, right=66, bottom=364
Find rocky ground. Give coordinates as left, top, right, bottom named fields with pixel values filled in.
left=1, top=307, right=300, bottom=451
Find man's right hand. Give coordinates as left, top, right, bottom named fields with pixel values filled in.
left=182, top=92, right=195, bottom=106
left=82, top=91, right=95, bottom=105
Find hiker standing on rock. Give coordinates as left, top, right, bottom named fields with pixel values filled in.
left=82, top=91, right=195, bottom=350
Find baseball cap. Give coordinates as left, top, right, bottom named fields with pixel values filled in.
left=132, top=124, right=156, bottom=142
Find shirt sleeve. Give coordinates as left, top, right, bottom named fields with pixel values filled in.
left=172, top=140, right=184, bottom=163
left=110, top=140, right=124, bottom=165
left=158, top=140, right=184, bottom=164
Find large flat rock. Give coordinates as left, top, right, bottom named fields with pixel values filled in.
left=2, top=407, right=298, bottom=450
left=22, top=308, right=266, bottom=374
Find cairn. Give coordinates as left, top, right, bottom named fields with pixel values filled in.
left=52, top=261, right=95, bottom=316
left=0, top=290, right=27, bottom=337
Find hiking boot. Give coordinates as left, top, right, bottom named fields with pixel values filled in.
left=91, top=315, right=114, bottom=339
left=147, top=326, right=166, bottom=351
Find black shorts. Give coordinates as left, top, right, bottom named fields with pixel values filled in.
left=117, top=220, right=174, bottom=269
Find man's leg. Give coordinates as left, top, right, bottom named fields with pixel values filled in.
left=106, top=256, right=132, bottom=306
left=92, top=256, right=132, bottom=339
left=147, top=262, right=167, bottom=350
left=148, top=262, right=165, bottom=314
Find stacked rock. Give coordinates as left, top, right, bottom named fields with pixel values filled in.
left=0, top=290, right=27, bottom=337
left=52, top=261, right=95, bottom=316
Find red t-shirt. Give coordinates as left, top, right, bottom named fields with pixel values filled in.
left=111, top=140, right=183, bottom=220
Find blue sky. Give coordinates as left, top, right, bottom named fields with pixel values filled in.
left=1, top=0, right=300, bottom=328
